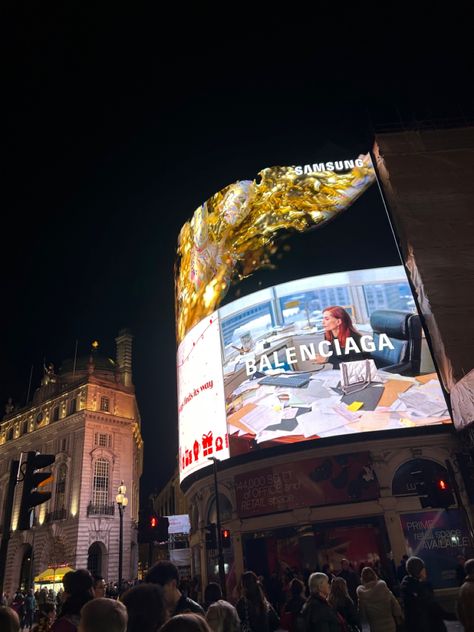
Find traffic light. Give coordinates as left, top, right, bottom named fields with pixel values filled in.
left=410, top=467, right=455, bottom=509
left=150, top=514, right=169, bottom=542
left=18, top=451, right=55, bottom=530
left=433, top=476, right=455, bottom=509
left=205, top=523, right=217, bottom=549
left=221, top=529, right=231, bottom=549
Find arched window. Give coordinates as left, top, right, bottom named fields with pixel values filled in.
left=22, top=420, right=28, bottom=435
left=55, top=463, right=67, bottom=511
left=93, top=459, right=110, bottom=507
left=7, top=428, right=13, bottom=441
left=207, top=493, right=233, bottom=523
left=87, top=542, right=103, bottom=577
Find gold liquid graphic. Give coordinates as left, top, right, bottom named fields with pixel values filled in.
left=176, top=154, right=375, bottom=343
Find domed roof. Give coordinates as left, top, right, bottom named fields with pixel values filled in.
left=59, top=352, right=117, bottom=375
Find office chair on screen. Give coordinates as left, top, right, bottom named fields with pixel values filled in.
left=369, top=309, right=422, bottom=376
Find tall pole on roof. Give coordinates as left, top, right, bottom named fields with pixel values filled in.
left=72, top=339, right=78, bottom=380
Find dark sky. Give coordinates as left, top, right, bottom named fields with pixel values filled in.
left=2, top=6, right=473, bottom=502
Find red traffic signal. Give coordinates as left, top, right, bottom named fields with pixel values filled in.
left=221, top=529, right=231, bottom=548
left=150, top=516, right=158, bottom=528
left=437, top=479, right=448, bottom=491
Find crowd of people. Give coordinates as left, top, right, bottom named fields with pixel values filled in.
left=0, top=555, right=473, bottom=632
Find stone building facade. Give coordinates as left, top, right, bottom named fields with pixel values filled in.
left=0, top=330, right=143, bottom=594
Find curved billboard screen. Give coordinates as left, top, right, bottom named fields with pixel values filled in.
left=175, top=154, right=451, bottom=482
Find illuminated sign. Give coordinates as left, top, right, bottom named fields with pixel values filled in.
left=175, top=155, right=451, bottom=482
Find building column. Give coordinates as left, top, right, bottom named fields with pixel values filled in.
left=199, top=534, right=209, bottom=589
left=231, top=530, right=244, bottom=588
left=383, top=509, right=407, bottom=563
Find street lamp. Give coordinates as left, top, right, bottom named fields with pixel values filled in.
left=208, top=457, right=226, bottom=598
left=116, top=481, right=128, bottom=592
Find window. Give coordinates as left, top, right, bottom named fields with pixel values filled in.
left=363, top=282, right=414, bottom=316
left=94, top=433, right=111, bottom=448
left=221, top=302, right=274, bottom=348
left=21, top=420, right=28, bottom=435
left=92, top=459, right=110, bottom=507
left=69, top=398, right=77, bottom=415
left=7, top=428, right=14, bottom=441
left=279, top=287, right=351, bottom=327
left=55, top=463, right=67, bottom=510
left=52, top=407, right=60, bottom=422
left=100, top=397, right=110, bottom=412
left=60, top=438, right=68, bottom=452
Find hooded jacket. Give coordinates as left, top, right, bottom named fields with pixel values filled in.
left=400, top=575, right=454, bottom=632
left=457, top=576, right=474, bottom=632
left=356, top=579, right=401, bottom=632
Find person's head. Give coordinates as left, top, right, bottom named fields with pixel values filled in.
left=120, top=583, right=167, bottom=632
left=290, top=578, right=305, bottom=598
left=240, top=571, right=265, bottom=609
left=159, top=613, right=212, bottom=632
left=308, top=572, right=330, bottom=599
left=464, top=559, right=474, bottom=578
left=145, top=561, right=180, bottom=608
left=60, top=569, right=94, bottom=617
left=328, top=577, right=350, bottom=608
left=62, top=570, right=76, bottom=597
left=322, top=306, right=357, bottom=346
left=406, top=556, right=426, bottom=581
left=361, top=567, right=378, bottom=585
left=457, top=555, right=466, bottom=565
left=203, top=582, right=222, bottom=607
left=340, top=558, right=350, bottom=571
left=93, top=576, right=106, bottom=599
left=0, top=607, right=20, bottom=632
left=205, top=600, right=240, bottom=632
left=79, top=598, right=127, bottom=632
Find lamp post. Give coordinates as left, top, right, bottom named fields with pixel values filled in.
left=208, top=457, right=226, bottom=598
left=116, top=481, right=128, bottom=592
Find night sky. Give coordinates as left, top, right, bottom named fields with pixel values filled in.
left=2, top=7, right=473, bottom=503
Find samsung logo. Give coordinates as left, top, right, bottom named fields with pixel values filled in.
left=294, top=158, right=365, bottom=175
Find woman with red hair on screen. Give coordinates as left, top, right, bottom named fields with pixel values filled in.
left=315, top=305, right=369, bottom=370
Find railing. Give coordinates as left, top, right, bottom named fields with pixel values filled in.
left=45, top=507, right=67, bottom=523
left=87, top=502, right=115, bottom=517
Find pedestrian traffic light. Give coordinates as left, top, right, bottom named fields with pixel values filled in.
left=221, top=529, right=231, bottom=549
left=150, top=514, right=169, bottom=542
left=205, top=523, right=217, bottom=549
left=18, top=451, right=55, bottom=530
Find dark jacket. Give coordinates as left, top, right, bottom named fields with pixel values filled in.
left=173, top=594, right=205, bottom=616
left=326, top=333, right=369, bottom=370
left=400, top=575, right=455, bottom=632
left=236, top=596, right=280, bottom=632
left=332, top=596, right=360, bottom=630
left=301, top=594, right=341, bottom=632
left=337, top=569, right=360, bottom=603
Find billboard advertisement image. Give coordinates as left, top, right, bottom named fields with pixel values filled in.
left=175, top=155, right=452, bottom=482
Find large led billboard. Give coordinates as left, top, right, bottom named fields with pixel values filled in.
left=175, top=155, right=451, bottom=482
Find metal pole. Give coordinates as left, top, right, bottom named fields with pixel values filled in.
left=210, top=457, right=226, bottom=598
left=446, top=459, right=474, bottom=548
left=118, top=504, right=123, bottom=592
left=0, top=460, right=20, bottom=594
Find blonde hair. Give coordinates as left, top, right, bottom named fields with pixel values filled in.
left=308, top=572, right=328, bottom=595
left=206, top=600, right=240, bottom=632
left=361, top=567, right=378, bottom=584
